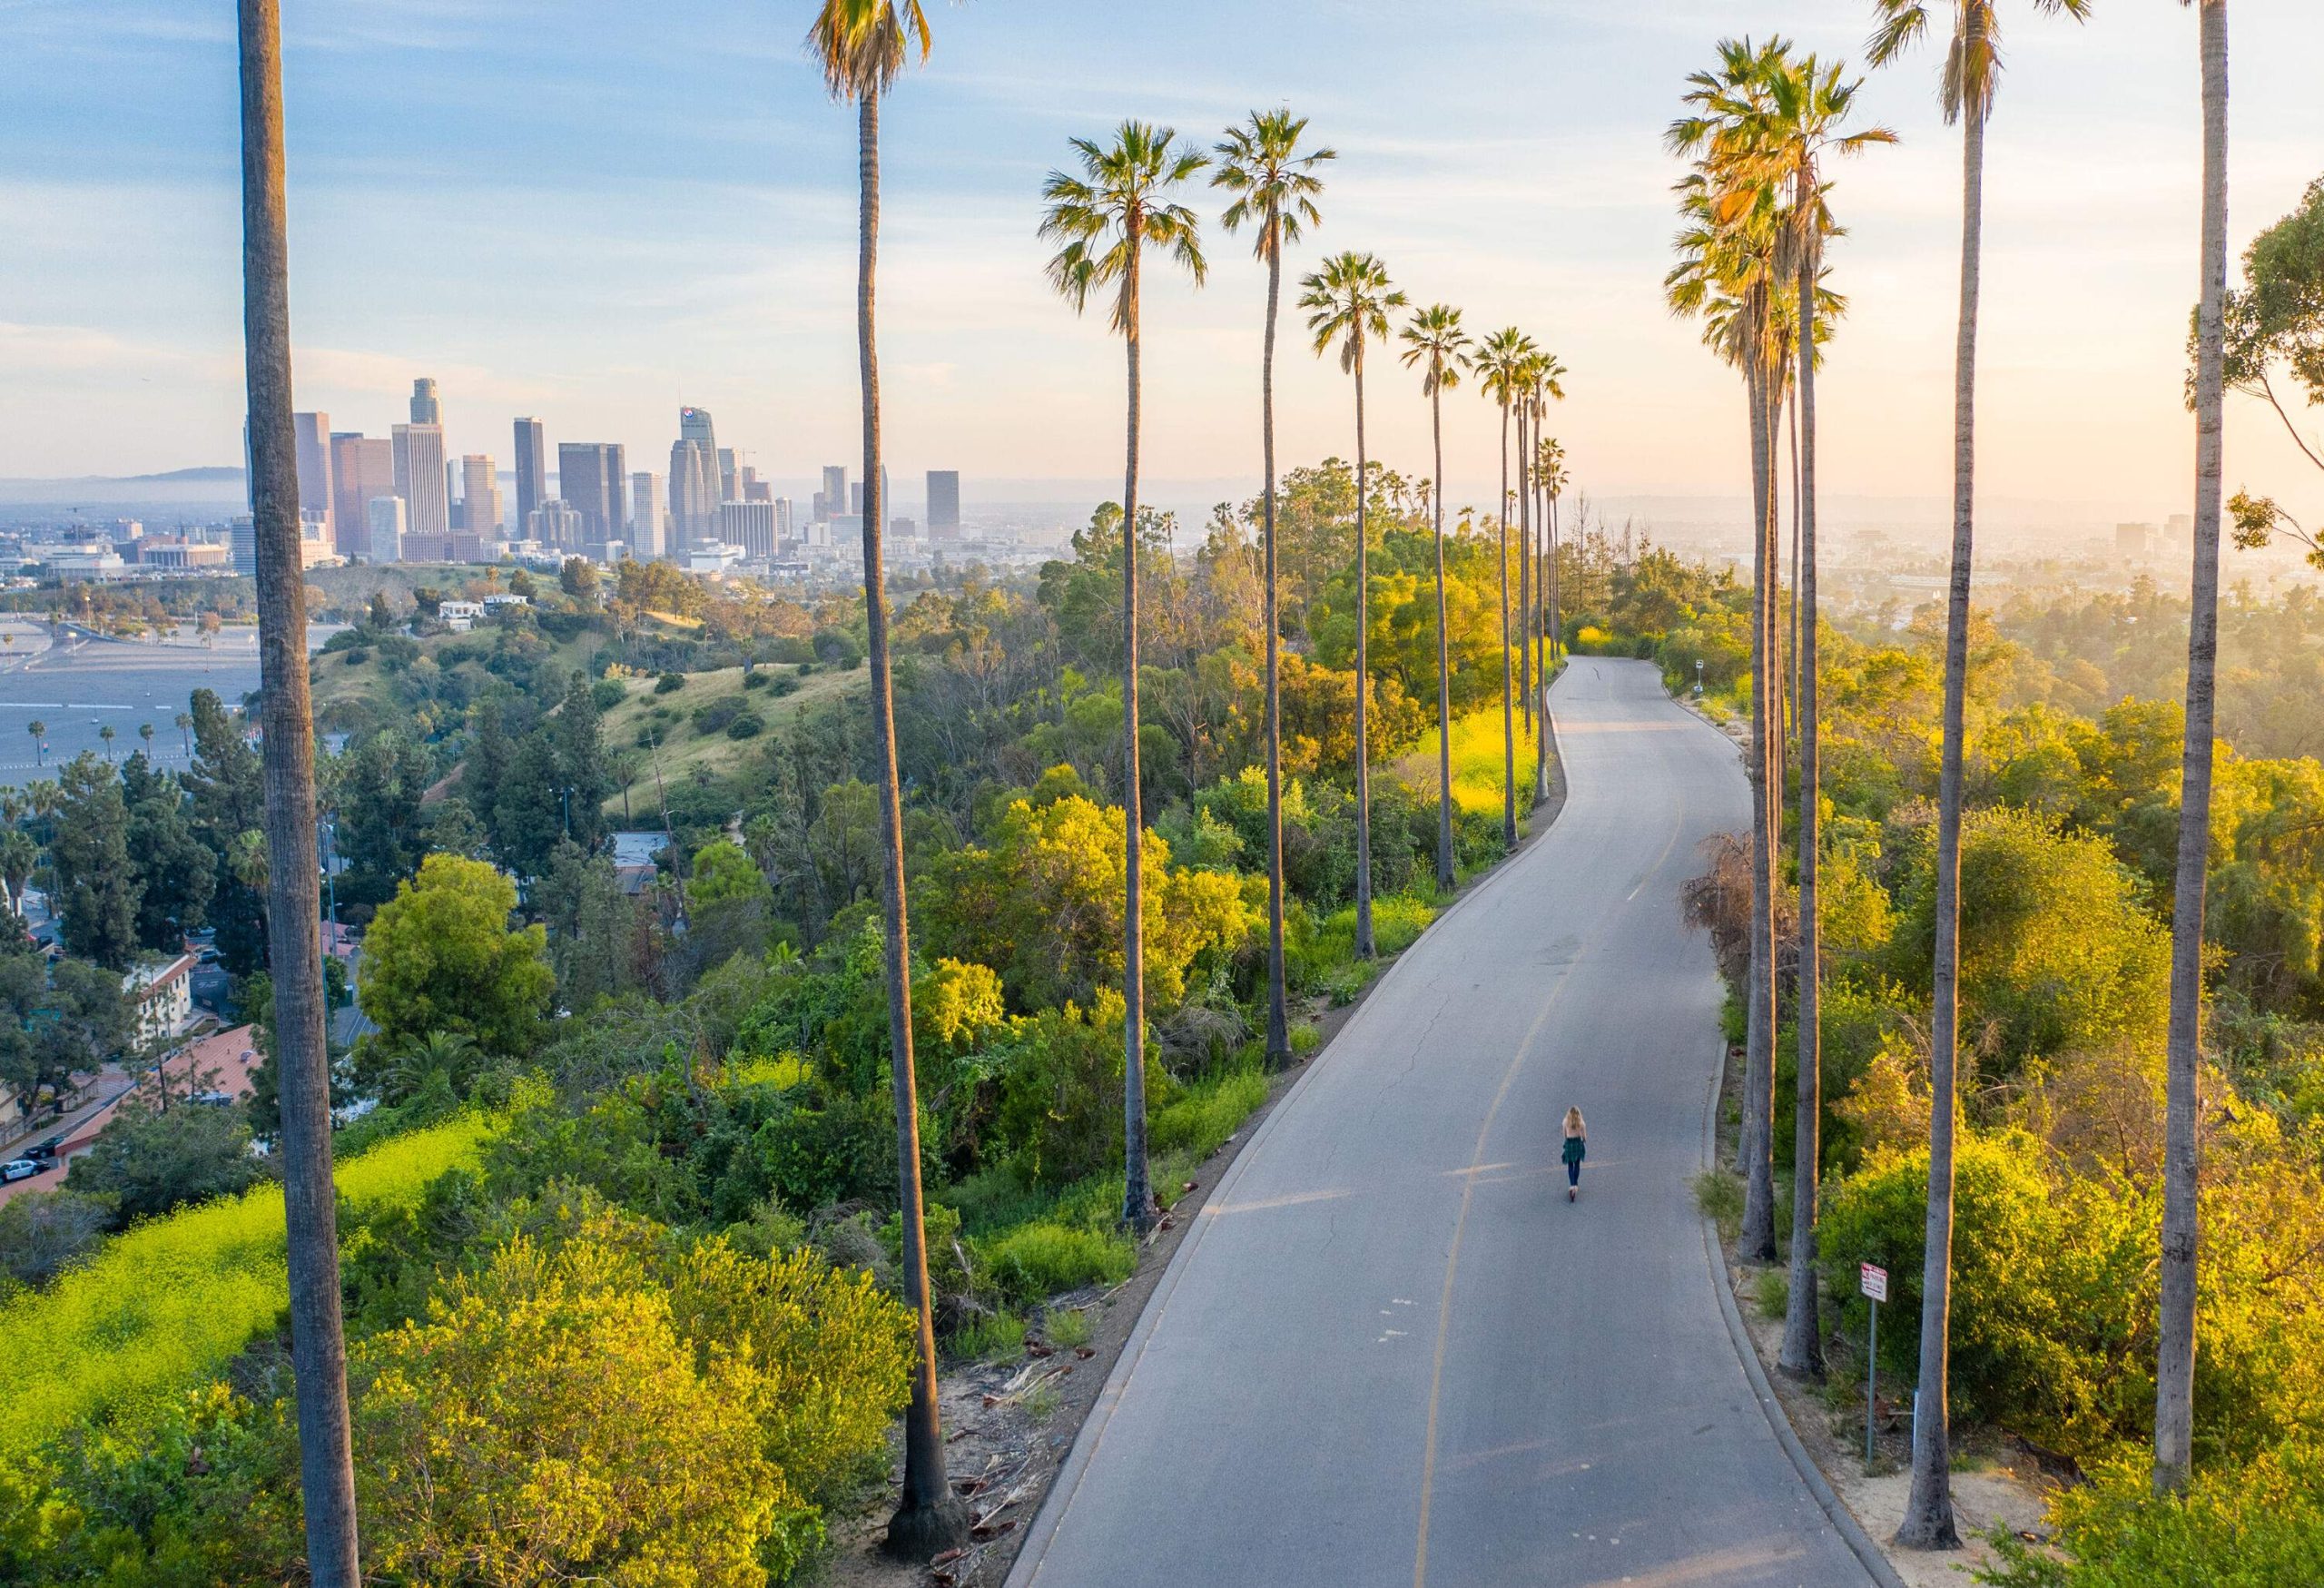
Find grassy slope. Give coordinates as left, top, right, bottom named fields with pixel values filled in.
left=0, top=1115, right=492, bottom=1457
left=599, top=662, right=866, bottom=817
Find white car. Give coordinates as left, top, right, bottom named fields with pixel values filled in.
left=0, top=1159, right=44, bottom=1183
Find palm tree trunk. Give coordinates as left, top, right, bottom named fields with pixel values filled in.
left=1740, top=359, right=1779, bottom=1265
left=1120, top=233, right=1155, bottom=1235
left=1353, top=352, right=1375, bottom=958
left=1519, top=406, right=1534, bottom=743
left=1897, top=91, right=1988, bottom=1556
left=856, top=92, right=966, bottom=1561
left=1497, top=401, right=1515, bottom=846
left=1431, top=390, right=1455, bottom=893
left=2155, top=0, right=2229, bottom=1496
left=1262, top=244, right=1290, bottom=1067
left=1780, top=222, right=1826, bottom=1381
left=236, top=5, right=358, bottom=1579
left=1536, top=463, right=1551, bottom=801
left=1787, top=396, right=1802, bottom=751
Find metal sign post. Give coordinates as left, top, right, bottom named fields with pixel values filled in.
left=1860, top=1262, right=1888, bottom=1465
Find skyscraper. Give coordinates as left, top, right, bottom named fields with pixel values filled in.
left=367, top=497, right=406, bottom=564
left=289, top=412, right=333, bottom=543
left=409, top=378, right=441, bottom=426
left=556, top=443, right=625, bottom=544
left=670, top=441, right=718, bottom=546
left=461, top=455, right=502, bottom=540
left=512, top=417, right=546, bottom=527
left=392, top=422, right=449, bottom=544
left=717, top=448, right=740, bottom=504
left=927, top=469, right=960, bottom=538
left=630, top=472, right=667, bottom=559
left=330, top=433, right=393, bottom=559
left=822, top=466, right=847, bottom=519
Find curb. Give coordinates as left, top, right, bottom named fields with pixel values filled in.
left=1696, top=1045, right=1908, bottom=1588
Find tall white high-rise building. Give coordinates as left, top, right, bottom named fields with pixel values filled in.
left=409, top=378, right=441, bottom=426
left=630, top=472, right=667, bottom=559
left=670, top=439, right=719, bottom=546
left=391, top=422, right=449, bottom=544
left=927, top=469, right=960, bottom=538
left=821, top=466, right=846, bottom=520
left=368, top=496, right=406, bottom=564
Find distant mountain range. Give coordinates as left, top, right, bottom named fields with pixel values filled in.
left=0, top=468, right=246, bottom=506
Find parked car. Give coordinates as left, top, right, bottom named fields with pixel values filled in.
left=0, top=1159, right=47, bottom=1183
left=23, top=1137, right=61, bottom=1162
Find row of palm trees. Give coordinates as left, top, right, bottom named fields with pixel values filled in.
left=229, top=0, right=1559, bottom=1571
left=1668, top=0, right=2231, bottom=1553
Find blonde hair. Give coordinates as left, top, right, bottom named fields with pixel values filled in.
left=1563, top=1107, right=1585, bottom=1135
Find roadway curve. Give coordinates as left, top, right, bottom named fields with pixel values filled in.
left=1006, top=658, right=1871, bottom=1588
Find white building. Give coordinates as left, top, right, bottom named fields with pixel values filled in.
left=123, top=953, right=196, bottom=1047
left=368, top=496, right=406, bottom=564
left=438, top=599, right=486, bottom=632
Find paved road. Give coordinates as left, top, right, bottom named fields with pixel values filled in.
left=1007, top=658, right=1869, bottom=1588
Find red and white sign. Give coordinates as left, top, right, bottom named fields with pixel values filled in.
left=1860, top=1263, right=1889, bottom=1303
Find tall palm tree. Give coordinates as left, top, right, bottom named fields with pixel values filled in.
left=2156, top=0, right=2227, bottom=1496
left=1400, top=304, right=1472, bottom=892
left=25, top=722, right=43, bottom=768
left=236, top=0, right=358, bottom=1578
left=1215, top=108, right=1333, bottom=1069
left=1301, top=251, right=1405, bottom=959
left=805, top=0, right=967, bottom=1556
left=1523, top=357, right=1567, bottom=799
left=1867, top=0, right=2093, bottom=1548
left=1669, top=43, right=1788, bottom=1267
left=1537, top=434, right=1568, bottom=727
left=1475, top=327, right=1536, bottom=847
left=98, top=725, right=115, bottom=764
left=176, top=710, right=192, bottom=759
left=138, top=722, right=155, bottom=758
left=1751, top=46, right=1896, bottom=1386
left=1041, top=121, right=1209, bottom=1235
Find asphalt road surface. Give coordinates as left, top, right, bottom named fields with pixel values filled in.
left=1006, top=658, right=1871, bottom=1588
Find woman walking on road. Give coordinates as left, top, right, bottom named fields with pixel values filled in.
left=1561, top=1106, right=1587, bottom=1201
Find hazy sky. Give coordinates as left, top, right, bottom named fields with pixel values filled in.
left=5, top=0, right=2321, bottom=529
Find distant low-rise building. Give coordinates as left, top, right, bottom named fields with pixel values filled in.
left=610, top=831, right=671, bottom=895
left=438, top=599, right=487, bottom=632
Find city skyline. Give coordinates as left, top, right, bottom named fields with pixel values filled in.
left=5, top=3, right=2323, bottom=536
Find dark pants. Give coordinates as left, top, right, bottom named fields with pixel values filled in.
left=1566, top=1158, right=1581, bottom=1188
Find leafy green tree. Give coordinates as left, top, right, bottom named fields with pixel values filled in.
left=354, top=1228, right=786, bottom=1587
left=0, top=952, right=131, bottom=1115
left=359, top=853, right=553, bottom=1064
left=536, top=841, right=634, bottom=1011
left=553, top=672, right=612, bottom=855
left=332, top=731, right=433, bottom=913
left=1214, top=106, right=1333, bottom=1067
left=1867, top=0, right=2097, bottom=1546
left=182, top=688, right=268, bottom=975
left=1040, top=117, right=1209, bottom=1234
left=120, top=752, right=215, bottom=952
left=0, top=1189, right=110, bottom=1290
left=47, top=754, right=140, bottom=970
left=919, top=784, right=1254, bottom=1016
left=72, top=1098, right=269, bottom=1228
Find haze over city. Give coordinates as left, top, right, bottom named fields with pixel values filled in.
left=7, top=0, right=2324, bottom=537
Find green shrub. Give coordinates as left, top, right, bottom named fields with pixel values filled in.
left=950, top=1311, right=1025, bottom=1364
left=1754, top=1267, right=1788, bottom=1319
left=753, top=1087, right=915, bottom=1212
left=1817, top=1129, right=2151, bottom=1456
left=1045, top=1306, right=1093, bottom=1350
left=725, top=711, right=764, bottom=740
left=1369, top=893, right=1437, bottom=954
left=590, top=677, right=627, bottom=711
left=691, top=696, right=743, bottom=735
left=976, top=1220, right=1134, bottom=1307
left=1149, top=1066, right=1266, bottom=1160
left=990, top=998, right=1172, bottom=1188
left=1978, top=1439, right=2324, bottom=1588
left=655, top=671, right=686, bottom=694
left=1693, top=1169, right=1743, bottom=1241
